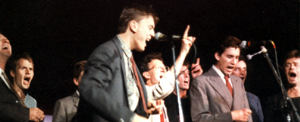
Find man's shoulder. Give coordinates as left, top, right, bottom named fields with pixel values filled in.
left=57, top=95, right=73, bottom=103
left=95, top=37, right=119, bottom=50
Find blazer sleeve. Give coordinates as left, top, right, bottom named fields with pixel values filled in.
left=190, top=76, right=232, bottom=122
left=52, top=99, right=67, bottom=122
left=79, top=44, right=134, bottom=122
left=146, top=71, right=175, bottom=100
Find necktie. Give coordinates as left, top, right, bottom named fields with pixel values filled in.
left=130, top=57, right=148, bottom=112
left=224, top=75, right=233, bottom=96
left=157, top=100, right=165, bottom=122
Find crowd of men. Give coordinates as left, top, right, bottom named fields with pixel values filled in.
left=0, top=3, right=299, bottom=122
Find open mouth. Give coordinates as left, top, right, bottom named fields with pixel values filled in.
left=289, top=72, right=297, bottom=77
left=227, top=66, right=234, bottom=70
left=240, top=77, right=245, bottom=80
left=24, top=77, right=31, bottom=83
left=184, top=80, right=189, bottom=84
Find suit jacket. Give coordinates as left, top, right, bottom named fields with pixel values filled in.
left=190, top=67, right=252, bottom=122
left=74, top=36, right=148, bottom=122
left=0, top=77, right=29, bottom=122
left=247, top=92, right=263, bottom=122
left=53, top=91, right=80, bottom=122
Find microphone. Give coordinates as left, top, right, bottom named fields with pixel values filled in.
left=246, top=46, right=268, bottom=60
left=240, top=40, right=267, bottom=49
left=154, top=32, right=181, bottom=41
left=240, top=40, right=248, bottom=49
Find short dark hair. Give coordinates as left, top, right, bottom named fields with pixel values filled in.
left=118, top=3, right=159, bottom=33
left=215, top=35, right=241, bottom=55
left=139, top=53, right=163, bottom=73
left=73, top=60, right=87, bottom=79
left=9, top=52, right=34, bottom=73
left=284, top=49, right=300, bottom=66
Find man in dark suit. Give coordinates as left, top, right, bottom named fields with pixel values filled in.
left=0, top=33, right=44, bottom=122
left=53, top=60, right=86, bottom=122
left=190, top=36, right=253, bottom=122
left=75, top=4, right=196, bottom=122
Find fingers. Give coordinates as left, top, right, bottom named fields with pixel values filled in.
left=196, top=58, right=200, bottom=65
left=183, top=25, right=190, bottom=39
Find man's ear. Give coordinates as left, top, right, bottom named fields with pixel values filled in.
left=142, top=71, right=150, bottom=80
left=214, top=52, right=220, bottom=61
left=129, top=20, right=138, bottom=33
left=10, top=70, right=15, bottom=78
left=73, top=78, right=79, bottom=86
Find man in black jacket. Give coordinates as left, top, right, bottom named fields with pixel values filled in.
left=0, top=33, right=44, bottom=122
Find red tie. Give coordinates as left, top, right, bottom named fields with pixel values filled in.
left=130, top=57, right=148, bottom=113
left=157, top=100, right=165, bottom=122
left=225, top=75, right=233, bottom=96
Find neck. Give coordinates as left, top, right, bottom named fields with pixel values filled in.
left=288, top=84, right=300, bottom=98
left=173, top=89, right=188, bottom=98
left=13, top=83, right=25, bottom=99
left=118, top=32, right=134, bottom=50
left=0, top=58, right=7, bottom=70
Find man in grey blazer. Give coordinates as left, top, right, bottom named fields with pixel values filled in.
left=190, top=36, right=252, bottom=122
left=74, top=4, right=196, bottom=122
left=53, top=60, right=86, bottom=122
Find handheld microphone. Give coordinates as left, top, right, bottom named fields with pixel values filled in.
left=154, top=32, right=181, bottom=41
left=246, top=46, right=267, bottom=60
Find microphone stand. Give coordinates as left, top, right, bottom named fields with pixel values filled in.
left=171, top=42, right=184, bottom=122
left=262, top=47, right=300, bottom=122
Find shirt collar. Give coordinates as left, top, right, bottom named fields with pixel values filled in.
left=212, top=65, right=226, bottom=78
left=117, top=35, right=132, bottom=58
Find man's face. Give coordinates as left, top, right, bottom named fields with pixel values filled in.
left=145, top=59, right=167, bottom=86
left=232, top=60, right=247, bottom=82
left=285, top=57, right=300, bottom=85
left=132, top=16, right=155, bottom=52
left=178, top=65, right=190, bottom=90
left=0, top=34, right=12, bottom=59
left=12, top=58, right=34, bottom=90
left=215, top=47, right=240, bottom=75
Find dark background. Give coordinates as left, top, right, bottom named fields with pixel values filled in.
left=0, top=0, right=299, bottom=114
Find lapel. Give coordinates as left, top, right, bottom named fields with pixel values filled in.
left=231, top=76, right=244, bottom=110
left=0, top=77, right=21, bottom=100
left=112, top=36, right=128, bottom=95
left=111, top=37, right=148, bottom=106
left=72, top=91, right=80, bottom=108
left=207, top=68, right=233, bottom=109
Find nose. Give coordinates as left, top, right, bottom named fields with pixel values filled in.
left=25, top=69, right=30, bottom=74
left=233, top=58, right=238, bottom=65
left=150, top=30, right=155, bottom=38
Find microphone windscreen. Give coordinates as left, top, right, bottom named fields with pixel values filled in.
left=154, top=32, right=165, bottom=40
left=240, top=40, right=247, bottom=49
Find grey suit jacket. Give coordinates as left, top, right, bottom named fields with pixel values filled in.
left=190, top=67, right=252, bottom=122
left=75, top=36, right=147, bottom=122
left=53, top=91, right=79, bottom=122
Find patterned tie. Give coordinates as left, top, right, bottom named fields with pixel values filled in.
left=130, top=57, right=148, bottom=113
left=224, top=75, right=233, bottom=96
